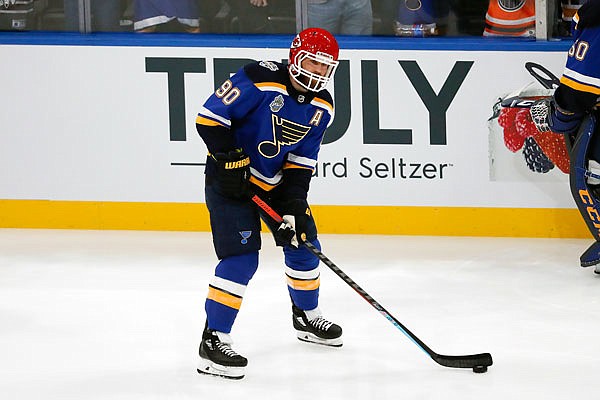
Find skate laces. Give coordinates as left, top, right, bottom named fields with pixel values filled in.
left=309, top=316, right=333, bottom=331
left=216, top=342, right=241, bottom=358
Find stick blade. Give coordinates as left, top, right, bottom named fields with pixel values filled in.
left=432, top=353, right=493, bottom=369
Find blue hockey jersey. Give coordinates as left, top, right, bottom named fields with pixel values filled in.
left=196, top=61, right=334, bottom=193
left=561, top=9, right=600, bottom=96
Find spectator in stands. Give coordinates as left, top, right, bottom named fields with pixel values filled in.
left=450, top=0, right=488, bottom=36
left=307, top=0, right=373, bottom=35
left=228, top=0, right=295, bottom=34
left=557, top=0, right=584, bottom=37
left=64, top=0, right=121, bottom=32
left=134, top=0, right=200, bottom=33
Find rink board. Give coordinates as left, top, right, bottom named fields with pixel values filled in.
left=0, top=34, right=586, bottom=237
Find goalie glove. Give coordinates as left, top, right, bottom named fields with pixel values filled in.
left=529, top=98, right=552, bottom=133
left=274, top=199, right=311, bottom=249
left=530, top=97, right=583, bottom=135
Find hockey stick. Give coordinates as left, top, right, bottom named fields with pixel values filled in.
left=525, top=62, right=560, bottom=90
left=251, top=194, right=493, bottom=372
left=489, top=62, right=561, bottom=117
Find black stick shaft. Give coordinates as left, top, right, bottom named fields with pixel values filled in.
left=301, top=240, right=433, bottom=353
left=251, top=195, right=493, bottom=369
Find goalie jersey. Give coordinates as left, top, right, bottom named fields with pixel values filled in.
left=554, top=2, right=600, bottom=114
left=557, top=3, right=600, bottom=109
left=196, top=61, right=334, bottom=197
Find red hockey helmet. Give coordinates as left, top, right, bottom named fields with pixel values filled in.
left=288, top=28, right=339, bottom=92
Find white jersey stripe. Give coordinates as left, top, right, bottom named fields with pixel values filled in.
left=485, top=14, right=536, bottom=25
left=563, top=67, right=600, bottom=89
left=250, top=167, right=283, bottom=185
left=287, top=153, right=317, bottom=168
left=198, top=106, right=231, bottom=128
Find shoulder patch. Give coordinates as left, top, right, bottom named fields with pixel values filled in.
left=244, top=61, right=288, bottom=85
left=259, top=61, right=279, bottom=71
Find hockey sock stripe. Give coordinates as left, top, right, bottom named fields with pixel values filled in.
left=207, top=286, right=243, bottom=310
left=211, top=276, right=247, bottom=298
left=284, top=266, right=319, bottom=280
left=286, top=275, right=320, bottom=291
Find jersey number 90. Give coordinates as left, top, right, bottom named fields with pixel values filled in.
left=215, top=79, right=241, bottom=105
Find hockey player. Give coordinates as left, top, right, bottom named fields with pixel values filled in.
left=195, top=28, right=343, bottom=379
left=531, top=1, right=600, bottom=271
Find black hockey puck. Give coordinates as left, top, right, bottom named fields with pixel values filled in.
left=472, top=365, right=488, bottom=373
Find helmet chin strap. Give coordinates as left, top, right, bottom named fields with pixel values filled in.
left=291, top=69, right=325, bottom=92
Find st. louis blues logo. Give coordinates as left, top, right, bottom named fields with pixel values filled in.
left=239, top=231, right=252, bottom=245
left=258, top=114, right=311, bottom=158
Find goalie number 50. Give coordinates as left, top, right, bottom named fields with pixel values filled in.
left=569, top=40, right=589, bottom=61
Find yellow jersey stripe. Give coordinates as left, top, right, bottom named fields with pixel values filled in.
left=196, top=115, right=227, bottom=127
left=283, top=162, right=313, bottom=170
left=249, top=176, right=278, bottom=191
left=560, top=76, right=600, bottom=95
left=312, top=97, right=334, bottom=114
left=255, top=82, right=288, bottom=92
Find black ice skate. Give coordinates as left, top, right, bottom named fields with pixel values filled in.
left=292, top=305, right=342, bottom=347
left=197, top=325, right=247, bottom=380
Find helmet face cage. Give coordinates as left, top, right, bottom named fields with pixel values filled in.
left=289, top=28, right=339, bottom=92
left=289, top=50, right=339, bottom=92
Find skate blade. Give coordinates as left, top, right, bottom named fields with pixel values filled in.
left=296, top=331, right=343, bottom=347
left=197, top=358, right=245, bottom=380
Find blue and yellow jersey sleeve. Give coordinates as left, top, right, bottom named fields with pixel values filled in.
left=560, top=9, right=600, bottom=96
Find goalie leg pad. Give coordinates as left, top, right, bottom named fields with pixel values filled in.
left=568, top=114, right=600, bottom=266
left=581, top=241, right=600, bottom=268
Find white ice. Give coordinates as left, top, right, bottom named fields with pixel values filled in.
left=1, top=229, right=600, bottom=400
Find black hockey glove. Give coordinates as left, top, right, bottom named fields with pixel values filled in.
left=274, top=199, right=311, bottom=249
left=210, top=149, right=251, bottom=200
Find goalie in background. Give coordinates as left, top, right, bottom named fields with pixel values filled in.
left=530, top=1, right=600, bottom=272
left=194, top=28, right=343, bottom=379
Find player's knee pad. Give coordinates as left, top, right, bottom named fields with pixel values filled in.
left=284, top=238, right=320, bottom=270
left=214, top=252, right=259, bottom=285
